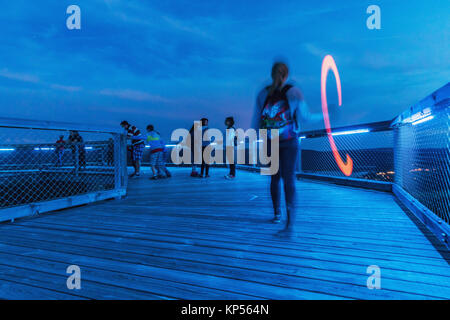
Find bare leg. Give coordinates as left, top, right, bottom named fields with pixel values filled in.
left=135, top=160, right=141, bottom=175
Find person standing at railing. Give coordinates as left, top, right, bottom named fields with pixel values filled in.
left=189, top=124, right=200, bottom=177
left=68, top=130, right=86, bottom=170
left=199, top=118, right=211, bottom=178
left=252, top=61, right=322, bottom=236
left=224, top=116, right=237, bottom=180
left=145, top=125, right=171, bottom=179
left=55, top=135, right=65, bottom=167
left=120, top=121, right=145, bottom=178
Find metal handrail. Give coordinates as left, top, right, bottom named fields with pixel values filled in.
left=299, top=120, right=393, bottom=139
left=0, top=117, right=123, bottom=134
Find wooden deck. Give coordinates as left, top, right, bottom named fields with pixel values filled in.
left=0, top=167, right=449, bottom=299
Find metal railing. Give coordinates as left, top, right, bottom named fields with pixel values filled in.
left=299, top=120, right=394, bottom=182
left=392, top=85, right=450, bottom=225
left=297, top=84, right=449, bottom=225
left=0, top=117, right=128, bottom=222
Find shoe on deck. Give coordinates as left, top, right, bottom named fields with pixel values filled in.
left=272, top=215, right=282, bottom=224
left=224, top=174, right=235, bottom=180
left=276, top=224, right=296, bottom=238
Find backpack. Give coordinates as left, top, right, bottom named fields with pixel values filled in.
left=260, top=84, right=297, bottom=141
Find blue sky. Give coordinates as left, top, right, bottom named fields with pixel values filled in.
left=0, top=0, right=449, bottom=139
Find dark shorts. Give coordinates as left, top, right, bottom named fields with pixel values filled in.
left=132, top=143, right=145, bottom=161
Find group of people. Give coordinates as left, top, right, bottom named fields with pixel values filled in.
left=120, top=121, right=171, bottom=180
left=121, top=116, right=238, bottom=181
left=122, top=61, right=319, bottom=236
left=54, top=130, right=87, bottom=169
left=54, top=132, right=114, bottom=168
left=189, top=116, right=237, bottom=180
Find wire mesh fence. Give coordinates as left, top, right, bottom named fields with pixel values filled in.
left=393, top=100, right=450, bottom=224
left=299, top=123, right=394, bottom=182
left=0, top=119, right=127, bottom=218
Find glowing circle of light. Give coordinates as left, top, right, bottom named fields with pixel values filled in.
left=320, top=55, right=353, bottom=176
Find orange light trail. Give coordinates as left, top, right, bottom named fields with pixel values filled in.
left=320, top=55, right=353, bottom=176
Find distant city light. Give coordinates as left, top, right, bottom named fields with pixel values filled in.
left=0, top=148, right=15, bottom=152
left=85, top=146, right=93, bottom=150
left=331, top=129, right=370, bottom=136
left=34, top=147, right=55, bottom=151
left=412, top=115, right=434, bottom=126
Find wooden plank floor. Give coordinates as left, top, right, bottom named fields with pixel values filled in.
left=0, top=167, right=449, bottom=299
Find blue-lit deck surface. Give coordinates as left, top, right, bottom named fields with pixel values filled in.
left=0, top=167, right=449, bottom=299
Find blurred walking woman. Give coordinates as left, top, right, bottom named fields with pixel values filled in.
left=252, top=62, right=321, bottom=235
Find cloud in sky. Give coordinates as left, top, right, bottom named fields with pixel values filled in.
left=0, top=0, right=449, bottom=139
left=0, top=69, right=40, bottom=83
left=99, top=89, right=170, bottom=102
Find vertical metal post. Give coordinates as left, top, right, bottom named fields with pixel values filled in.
left=297, top=138, right=302, bottom=173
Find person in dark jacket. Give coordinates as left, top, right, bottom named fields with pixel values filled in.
left=224, top=116, right=237, bottom=179
left=68, top=130, right=86, bottom=169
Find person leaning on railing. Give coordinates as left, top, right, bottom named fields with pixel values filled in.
left=55, top=135, right=65, bottom=167
left=120, top=120, right=145, bottom=178
left=145, top=125, right=172, bottom=180
left=68, top=130, right=86, bottom=170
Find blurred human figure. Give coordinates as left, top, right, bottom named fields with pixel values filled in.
left=68, top=130, right=86, bottom=169
left=55, top=135, right=65, bottom=167
left=224, top=116, right=237, bottom=180
left=252, top=61, right=321, bottom=236
left=120, top=120, right=145, bottom=178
